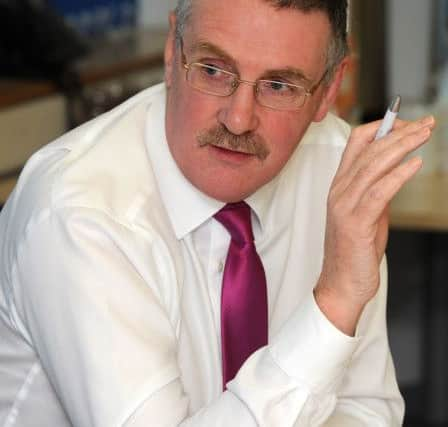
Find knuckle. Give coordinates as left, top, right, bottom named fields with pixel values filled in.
left=355, top=164, right=370, bottom=182
left=391, top=167, right=406, bottom=182
left=327, top=194, right=346, bottom=217
left=367, top=186, right=384, bottom=201
left=327, top=187, right=340, bottom=207
left=364, top=160, right=382, bottom=180
left=350, top=126, right=363, bottom=141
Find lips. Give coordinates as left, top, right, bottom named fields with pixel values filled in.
left=210, top=142, right=253, bottom=156
left=207, top=144, right=255, bottom=164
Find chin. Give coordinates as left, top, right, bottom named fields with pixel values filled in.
left=205, top=188, right=250, bottom=203
left=196, top=180, right=259, bottom=203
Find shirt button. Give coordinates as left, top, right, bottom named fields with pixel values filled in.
left=218, top=260, right=224, bottom=273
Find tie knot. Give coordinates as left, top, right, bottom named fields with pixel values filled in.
left=214, top=202, right=254, bottom=246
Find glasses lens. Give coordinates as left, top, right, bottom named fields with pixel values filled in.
left=257, top=80, right=307, bottom=110
left=187, top=63, right=236, bottom=96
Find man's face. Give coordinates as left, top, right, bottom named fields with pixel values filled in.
left=164, top=0, right=342, bottom=202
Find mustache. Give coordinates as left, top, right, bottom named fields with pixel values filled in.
left=197, top=125, right=270, bottom=161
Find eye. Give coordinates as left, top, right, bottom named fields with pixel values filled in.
left=269, top=81, right=289, bottom=91
left=265, top=80, right=295, bottom=93
left=197, top=63, right=234, bottom=83
left=203, top=65, right=221, bottom=76
left=198, top=64, right=224, bottom=77
left=259, top=80, right=299, bottom=97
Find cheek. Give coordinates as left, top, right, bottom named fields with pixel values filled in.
left=261, top=114, right=306, bottom=161
left=166, top=84, right=222, bottom=165
left=179, top=100, right=229, bottom=151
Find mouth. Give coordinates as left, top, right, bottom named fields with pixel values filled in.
left=211, top=143, right=253, bottom=156
left=207, top=144, right=254, bottom=162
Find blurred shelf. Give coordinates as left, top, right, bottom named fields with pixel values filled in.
left=0, top=173, right=19, bottom=207
left=0, top=27, right=167, bottom=110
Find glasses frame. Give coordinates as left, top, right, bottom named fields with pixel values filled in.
left=179, top=38, right=328, bottom=111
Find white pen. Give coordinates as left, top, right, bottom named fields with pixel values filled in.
left=375, top=95, right=401, bottom=140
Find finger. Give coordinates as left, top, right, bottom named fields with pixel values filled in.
left=342, top=117, right=431, bottom=174
left=335, top=117, right=434, bottom=196
left=375, top=207, right=389, bottom=259
left=337, top=125, right=431, bottom=211
left=392, top=116, right=436, bottom=132
left=376, top=115, right=435, bottom=148
left=337, top=116, right=433, bottom=177
left=355, top=156, right=423, bottom=225
left=336, top=118, right=408, bottom=175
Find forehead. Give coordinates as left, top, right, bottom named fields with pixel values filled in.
left=184, top=0, right=331, bottom=77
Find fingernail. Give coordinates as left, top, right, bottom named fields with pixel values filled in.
left=408, top=156, right=423, bottom=171
left=420, top=127, right=431, bottom=138
left=420, top=115, right=435, bottom=126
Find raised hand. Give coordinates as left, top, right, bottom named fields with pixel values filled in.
left=314, top=116, right=435, bottom=336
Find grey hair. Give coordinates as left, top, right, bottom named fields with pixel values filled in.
left=174, top=0, right=348, bottom=83
left=174, top=0, right=193, bottom=43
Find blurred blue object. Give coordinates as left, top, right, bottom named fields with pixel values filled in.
left=48, top=0, right=136, bottom=37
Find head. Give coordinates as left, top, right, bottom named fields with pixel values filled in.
left=164, top=0, right=349, bottom=202
left=174, top=0, right=348, bottom=84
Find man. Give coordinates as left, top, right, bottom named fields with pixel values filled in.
left=0, top=0, right=434, bottom=425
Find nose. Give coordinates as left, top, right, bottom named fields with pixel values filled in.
left=217, top=82, right=260, bottom=135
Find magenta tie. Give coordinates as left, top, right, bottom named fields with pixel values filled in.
left=214, top=202, right=268, bottom=387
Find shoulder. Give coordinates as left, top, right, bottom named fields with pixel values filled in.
left=284, top=112, right=351, bottom=177
left=2, top=83, right=170, bottom=242
left=301, top=112, right=352, bottom=148
left=284, top=112, right=352, bottom=182
left=270, top=113, right=351, bottom=223
left=1, top=84, right=183, bottom=315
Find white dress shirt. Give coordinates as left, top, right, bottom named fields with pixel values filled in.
left=0, top=83, right=404, bottom=426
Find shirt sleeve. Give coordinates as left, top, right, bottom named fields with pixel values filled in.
left=12, top=207, right=402, bottom=427
left=226, top=258, right=404, bottom=426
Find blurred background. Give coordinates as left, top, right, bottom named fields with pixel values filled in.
left=0, top=1, right=447, bottom=425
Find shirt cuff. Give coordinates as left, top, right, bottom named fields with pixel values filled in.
left=269, top=292, right=360, bottom=394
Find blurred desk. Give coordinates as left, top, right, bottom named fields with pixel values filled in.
left=390, top=172, right=448, bottom=231
left=390, top=172, right=448, bottom=425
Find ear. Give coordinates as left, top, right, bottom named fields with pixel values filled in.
left=312, top=57, right=349, bottom=123
left=164, top=11, right=177, bottom=89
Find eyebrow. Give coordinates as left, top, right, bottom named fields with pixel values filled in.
left=263, top=68, right=311, bottom=85
left=188, top=41, right=312, bottom=85
left=189, top=41, right=237, bottom=68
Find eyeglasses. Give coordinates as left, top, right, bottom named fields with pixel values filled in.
left=180, top=40, right=327, bottom=111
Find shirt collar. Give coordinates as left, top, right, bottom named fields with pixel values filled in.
left=245, top=172, right=281, bottom=233
left=145, top=84, right=283, bottom=240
